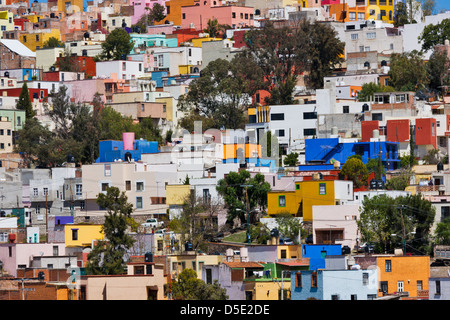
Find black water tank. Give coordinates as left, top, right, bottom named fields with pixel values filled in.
left=437, top=162, right=444, bottom=172
left=270, top=228, right=279, bottom=238
left=185, top=242, right=193, bottom=251
left=38, top=271, right=45, bottom=280
left=144, top=252, right=153, bottom=262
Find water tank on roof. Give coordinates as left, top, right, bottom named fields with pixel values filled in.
left=270, top=228, right=279, bottom=238
left=185, top=242, right=193, bottom=251
left=437, top=162, right=444, bottom=172
left=144, top=252, right=153, bottom=262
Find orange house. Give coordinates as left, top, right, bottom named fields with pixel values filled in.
left=328, top=3, right=367, bottom=22
left=377, top=256, right=430, bottom=299
left=154, top=0, right=197, bottom=26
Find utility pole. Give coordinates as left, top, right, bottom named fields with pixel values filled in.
left=45, top=192, right=48, bottom=243
left=400, top=205, right=406, bottom=255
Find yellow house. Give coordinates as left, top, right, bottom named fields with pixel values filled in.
left=376, top=255, right=430, bottom=298
left=223, top=143, right=261, bottom=160
left=20, top=28, right=61, bottom=51
left=267, top=179, right=353, bottom=221
left=155, top=96, right=175, bottom=123
left=0, top=11, right=14, bottom=34
left=191, top=37, right=220, bottom=48
left=168, top=253, right=224, bottom=280
left=64, top=224, right=104, bottom=247
left=166, top=184, right=191, bottom=205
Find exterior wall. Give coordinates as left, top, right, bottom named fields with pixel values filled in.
left=0, top=243, right=66, bottom=277
left=82, top=266, right=166, bottom=300
left=386, top=119, right=410, bottom=143
left=20, top=29, right=61, bottom=51
left=166, top=184, right=191, bottom=205
left=302, top=244, right=342, bottom=270
left=361, top=120, right=379, bottom=142
left=290, top=269, right=324, bottom=300
left=415, top=118, right=437, bottom=149
left=312, top=204, right=360, bottom=248
left=96, top=60, right=145, bottom=80
left=429, top=277, right=450, bottom=300
left=36, top=47, right=65, bottom=72
left=377, top=256, right=430, bottom=298
left=322, top=269, right=378, bottom=300
left=0, top=119, right=13, bottom=153
left=181, top=1, right=254, bottom=30
left=155, top=0, right=196, bottom=27
left=64, top=224, right=104, bottom=247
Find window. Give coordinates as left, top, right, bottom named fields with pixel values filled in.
left=435, top=280, right=441, bottom=295
left=311, top=272, right=318, bottom=287
left=350, top=294, right=357, bottom=300
left=417, top=280, right=423, bottom=291
left=136, top=181, right=144, bottom=191
left=276, top=129, right=285, bottom=137
left=278, top=195, right=286, bottom=207
left=380, top=281, right=388, bottom=294
left=43, top=188, right=48, bottom=196
left=303, top=128, right=316, bottom=136
left=182, top=13, right=186, bottom=19
left=372, top=113, right=383, bottom=121
left=101, top=183, right=109, bottom=191
left=270, top=113, right=284, bottom=121
left=232, top=12, right=236, bottom=18
left=442, top=206, right=450, bottom=221
left=343, top=105, right=349, bottom=114
left=349, top=12, right=356, bottom=20
left=319, top=183, right=326, bottom=195
left=33, top=188, right=38, bottom=196
left=362, top=272, right=369, bottom=286
left=104, top=164, right=111, bottom=176
left=366, top=32, right=376, bottom=39
left=125, top=180, right=131, bottom=191
left=76, top=184, right=82, bottom=196
left=385, top=260, right=392, bottom=272
left=136, top=196, right=143, bottom=209
left=295, top=272, right=302, bottom=287
left=351, top=33, right=358, bottom=40
left=72, top=229, right=78, bottom=241
left=303, top=112, right=317, bottom=119
left=281, top=249, right=286, bottom=259
left=296, top=184, right=300, bottom=190
left=358, top=12, right=365, bottom=20
left=397, top=281, right=404, bottom=292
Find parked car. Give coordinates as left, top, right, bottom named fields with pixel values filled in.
left=280, top=237, right=294, bottom=245
left=141, top=218, right=164, bottom=229
left=356, top=243, right=374, bottom=253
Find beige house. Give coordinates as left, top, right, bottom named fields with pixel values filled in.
left=0, top=117, right=13, bottom=153
left=80, top=161, right=178, bottom=218
left=36, top=47, right=65, bottom=72
left=168, top=253, right=224, bottom=281
left=79, top=261, right=166, bottom=300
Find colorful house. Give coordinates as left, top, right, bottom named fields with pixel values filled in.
left=301, top=244, right=342, bottom=270
left=267, top=179, right=354, bottom=221
left=304, top=136, right=400, bottom=171
left=64, top=224, right=104, bottom=248
left=180, top=0, right=255, bottom=30
left=374, top=255, right=430, bottom=299
left=291, top=268, right=379, bottom=300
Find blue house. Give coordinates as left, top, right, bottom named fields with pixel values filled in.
left=304, top=137, right=400, bottom=171
left=96, top=138, right=159, bottom=163
left=301, top=245, right=342, bottom=271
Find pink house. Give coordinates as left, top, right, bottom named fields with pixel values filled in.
left=181, top=0, right=255, bottom=30
left=131, top=0, right=168, bottom=25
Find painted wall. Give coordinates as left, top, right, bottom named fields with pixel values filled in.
left=64, top=224, right=104, bottom=247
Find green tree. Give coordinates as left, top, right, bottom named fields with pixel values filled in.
left=358, top=194, right=435, bottom=254
left=419, top=18, right=450, bottom=52
left=250, top=222, right=271, bottom=244
left=426, top=49, right=450, bottom=92
left=394, top=1, right=410, bottom=27
left=98, top=28, right=134, bottom=61
left=366, top=157, right=385, bottom=180
left=171, top=269, right=228, bottom=300
left=388, top=50, right=428, bottom=91
left=178, top=58, right=251, bottom=131
left=357, top=83, right=395, bottom=102
left=274, top=213, right=306, bottom=244
left=422, top=0, right=436, bottom=16
left=385, top=169, right=413, bottom=191
left=43, top=36, right=64, bottom=48
left=203, top=18, right=229, bottom=38
left=434, top=217, right=450, bottom=245
left=16, top=82, right=35, bottom=119
left=14, top=117, right=52, bottom=167
left=86, top=186, right=135, bottom=275
left=284, top=152, right=299, bottom=167
left=238, top=20, right=344, bottom=104
left=340, top=157, right=369, bottom=188
left=216, top=170, right=271, bottom=224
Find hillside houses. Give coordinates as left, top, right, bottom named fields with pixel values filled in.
left=0, top=0, right=449, bottom=302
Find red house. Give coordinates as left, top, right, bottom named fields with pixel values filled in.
left=55, top=56, right=96, bottom=78
left=0, top=87, right=48, bottom=101
left=361, top=120, right=379, bottom=142
left=415, top=118, right=437, bottom=149
left=386, top=119, right=410, bottom=143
